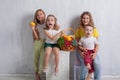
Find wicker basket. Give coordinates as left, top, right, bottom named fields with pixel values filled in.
left=57, top=34, right=77, bottom=51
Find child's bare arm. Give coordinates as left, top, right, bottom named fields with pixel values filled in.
left=44, top=30, right=64, bottom=40
left=30, top=26, right=39, bottom=40
left=94, top=44, right=99, bottom=53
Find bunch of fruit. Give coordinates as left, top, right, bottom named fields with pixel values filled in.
left=57, top=34, right=78, bottom=51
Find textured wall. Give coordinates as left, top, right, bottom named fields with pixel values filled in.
left=0, top=0, right=120, bottom=76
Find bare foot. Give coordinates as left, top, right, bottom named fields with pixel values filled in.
left=55, top=67, right=59, bottom=76
left=86, top=76, right=91, bottom=80
left=86, top=73, right=92, bottom=80
left=86, top=63, right=91, bottom=70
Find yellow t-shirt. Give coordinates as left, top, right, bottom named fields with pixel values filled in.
left=75, top=27, right=99, bottom=39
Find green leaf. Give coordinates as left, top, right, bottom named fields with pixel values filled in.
left=57, top=37, right=64, bottom=47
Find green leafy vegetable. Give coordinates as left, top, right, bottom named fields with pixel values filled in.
left=57, top=37, right=64, bottom=47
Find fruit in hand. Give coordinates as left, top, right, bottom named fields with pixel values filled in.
left=30, top=21, right=36, bottom=27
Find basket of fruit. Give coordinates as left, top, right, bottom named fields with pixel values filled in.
left=57, top=34, right=78, bottom=51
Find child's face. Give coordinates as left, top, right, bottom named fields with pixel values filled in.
left=82, top=14, right=90, bottom=26
left=47, top=16, right=55, bottom=29
left=84, top=26, right=93, bottom=37
left=36, top=11, right=45, bottom=21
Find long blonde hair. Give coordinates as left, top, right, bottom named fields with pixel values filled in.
left=32, top=9, right=46, bottom=41
left=34, top=9, right=46, bottom=25
left=45, top=14, right=60, bottom=30
left=80, top=11, right=95, bottom=28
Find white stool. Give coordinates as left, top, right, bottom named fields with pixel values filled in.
left=46, top=51, right=70, bottom=80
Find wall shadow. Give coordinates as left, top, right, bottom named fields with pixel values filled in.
left=15, top=13, right=34, bottom=74
left=69, top=15, right=80, bottom=80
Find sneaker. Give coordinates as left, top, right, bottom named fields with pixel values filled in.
left=55, top=72, right=58, bottom=76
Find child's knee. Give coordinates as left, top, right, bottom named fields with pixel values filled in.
left=54, top=52, right=59, bottom=56
left=45, top=52, right=51, bottom=57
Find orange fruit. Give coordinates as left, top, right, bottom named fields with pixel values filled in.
left=30, top=21, right=35, bottom=27
left=67, top=37, right=72, bottom=41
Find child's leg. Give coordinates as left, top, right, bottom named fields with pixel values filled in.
left=39, top=40, right=45, bottom=74
left=84, top=51, right=91, bottom=70
left=53, top=47, right=60, bottom=75
left=34, top=41, right=41, bottom=80
left=88, top=59, right=94, bottom=73
left=34, top=43, right=40, bottom=72
left=86, top=63, right=91, bottom=70
left=88, top=51, right=94, bottom=73
left=86, top=73, right=92, bottom=80
left=44, top=47, right=52, bottom=71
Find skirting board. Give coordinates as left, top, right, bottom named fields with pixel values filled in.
left=0, top=74, right=120, bottom=78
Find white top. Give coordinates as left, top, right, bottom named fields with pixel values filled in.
left=79, top=36, right=99, bottom=50
left=37, top=23, right=46, bottom=39
left=45, top=29, right=60, bottom=44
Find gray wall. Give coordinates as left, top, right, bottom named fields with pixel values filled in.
left=0, top=0, right=120, bottom=76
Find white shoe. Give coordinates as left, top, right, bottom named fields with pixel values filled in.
left=43, top=68, right=48, bottom=73
left=55, top=72, right=59, bottom=76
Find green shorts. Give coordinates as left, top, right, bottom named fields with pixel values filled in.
left=44, top=43, right=60, bottom=49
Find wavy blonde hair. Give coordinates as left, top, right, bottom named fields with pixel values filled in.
left=45, top=14, right=60, bottom=30
left=80, top=11, right=95, bottom=28
left=34, top=9, right=46, bottom=25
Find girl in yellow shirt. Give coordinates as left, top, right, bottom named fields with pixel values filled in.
left=75, top=11, right=101, bottom=80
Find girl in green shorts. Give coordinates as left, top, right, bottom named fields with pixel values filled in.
left=43, top=14, right=64, bottom=76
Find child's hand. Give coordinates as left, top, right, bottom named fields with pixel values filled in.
left=82, top=48, right=87, bottom=52
left=61, top=30, right=65, bottom=34
left=30, top=22, right=36, bottom=30
left=31, top=26, right=35, bottom=31
left=60, top=30, right=65, bottom=36
left=90, top=53, right=97, bottom=60
left=30, top=21, right=36, bottom=27
left=79, top=51, right=86, bottom=58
